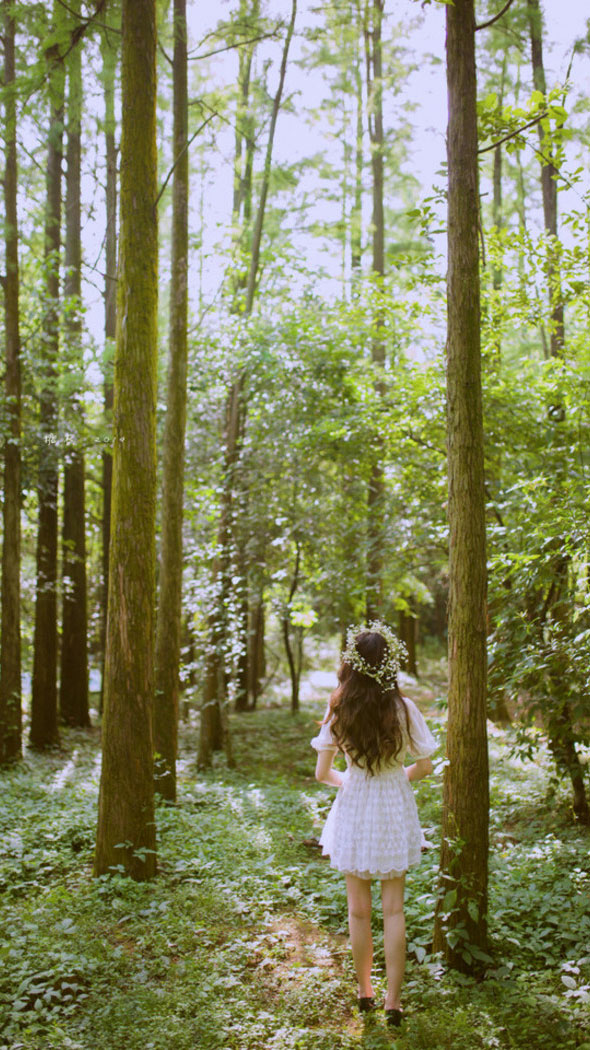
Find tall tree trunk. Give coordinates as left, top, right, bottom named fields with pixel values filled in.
left=351, top=0, right=363, bottom=282
left=432, top=0, right=489, bottom=972
left=30, top=14, right=65, bottom=750
left=527, top=0, right=563, bottom=358
left=154, top=0, right=189, bottom=802
left=0, top=0, right=22, bottom=764
left=94, top=0, right=158, bottom=879
left=229, top=4, right=257, bottom=713
left=99, top=13, right=118, bottom=714
left=60, top=2, right=89, bottom=727
left=489, top=52, right=506, bottom=364
left=526, top=0, right=588, bottom=822
left=364, top=0, right=385, bottom=621
left=198, top=0, right=297, bottom=765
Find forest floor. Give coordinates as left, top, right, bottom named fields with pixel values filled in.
left=1, top=649, right=590, bottom=1050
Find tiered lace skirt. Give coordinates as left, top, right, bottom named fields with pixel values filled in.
left=318, top=764, right=423, bottom=879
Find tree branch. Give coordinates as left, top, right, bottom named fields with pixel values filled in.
left=155, top=114, right=217, bottom=208
left=189, top=31, right=281, bottom=62
left=475, top=0, right=516, bottom=32
left=55, top=0, right=119, bottom=35
left=478, top=112, right=545, bottom=154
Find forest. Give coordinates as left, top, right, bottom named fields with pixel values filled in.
left=0, top=0, right=589, bottom=1046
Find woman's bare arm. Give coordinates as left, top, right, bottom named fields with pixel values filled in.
left=405, top=757, right=433, bottom=782
left=315, top=749, right=344, bottom=787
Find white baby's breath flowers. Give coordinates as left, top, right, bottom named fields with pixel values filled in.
left=341, top=620, right=407, bottom=687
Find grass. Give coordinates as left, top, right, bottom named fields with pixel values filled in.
left=1, top=659, right=589, bottom=1050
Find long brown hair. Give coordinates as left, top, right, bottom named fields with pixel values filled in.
left=327, top=629, right=413, bottom=775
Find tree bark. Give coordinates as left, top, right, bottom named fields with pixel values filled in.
left=30, top=8, right=65, bottom=750
left=95, top=0, right=158, bottom=879
left=432, top=0, right=490, bottom=972
left=0, top=0, right=22, bottom=764
left=99, top=11, right=119, bottom=714
left=60, top=0, right=90, bottom=728
left=154, top=0, right=189, bottom=802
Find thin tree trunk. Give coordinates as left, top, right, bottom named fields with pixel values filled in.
left=94, top=0, right=158, bottom=879
left=490, top=52, right=506, bottom=345
left=527, top=0, right=564, bottom=358
left=248, top=595, right=265, bottom=707
left=60, top=1, right=89, bottom=727
left=486, top=57, right=512, bottom=727
left=0, top=0, right=22, bottom=764
left=198, top=0, right=297, bottom=765
left=282, top=540, right=301, bottom=712
left=398, top=609, right=418, bottom=676
left=229, top=5, right=257, bottom=712
left=99, top=14, right=118, bottom=714
left=432, top=0, right=489, bottom=971
left=234, top=537, right=250, bottom=712
left=351, top=0, right=363, bottom=282
left=527, top=0, right=588, bottom=821
left=364, top=0, right=385, bottom=621
left=154, top=0, right=189, bottom=802
left=30, top=14, right=65, bottom=750
left=197, top=592, right=225, bottom=768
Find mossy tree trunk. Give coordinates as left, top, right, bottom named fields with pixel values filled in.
left=99, top=12, right=119, bottom=714
left=154, top=0, right=189, bottom=802
left=94, top=0, right=158, bottom=880
left=60, top=1, right=89, bottom=728
left=30, top=14, right=65, bottom=750
left=432, top=0, right=489, bottom=972
left=0, top=0, right=22, bottom=764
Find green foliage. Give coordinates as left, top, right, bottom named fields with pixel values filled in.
left=1, top=671, right=590, bottom=1048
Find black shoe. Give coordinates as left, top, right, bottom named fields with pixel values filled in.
left=385, top=1007, right=404, bottom=1027
left=359, top=997, right=376, bottom=1013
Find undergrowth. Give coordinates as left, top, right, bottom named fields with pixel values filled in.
left=1, top=664, right=589, bottom=1050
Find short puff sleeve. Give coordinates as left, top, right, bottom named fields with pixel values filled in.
left=404, top=697, right=437, bottom=758
left=310, top=706, right=338, bottom=752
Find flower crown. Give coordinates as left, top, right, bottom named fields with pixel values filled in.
left=341, top=620, right=407, bottom=687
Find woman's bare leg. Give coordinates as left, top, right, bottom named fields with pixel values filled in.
left=345, top=874, right=374, bottom=998
left=381, top=875, right=406, bottom=1010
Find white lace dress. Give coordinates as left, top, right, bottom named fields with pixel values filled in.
left=311, top=697, right=437, bottom=880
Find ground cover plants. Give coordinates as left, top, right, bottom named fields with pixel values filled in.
left=1, top=658, right=589, bottom=1050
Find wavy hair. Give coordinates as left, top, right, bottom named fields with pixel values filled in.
left=327, top=629, right=413, bottom=775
